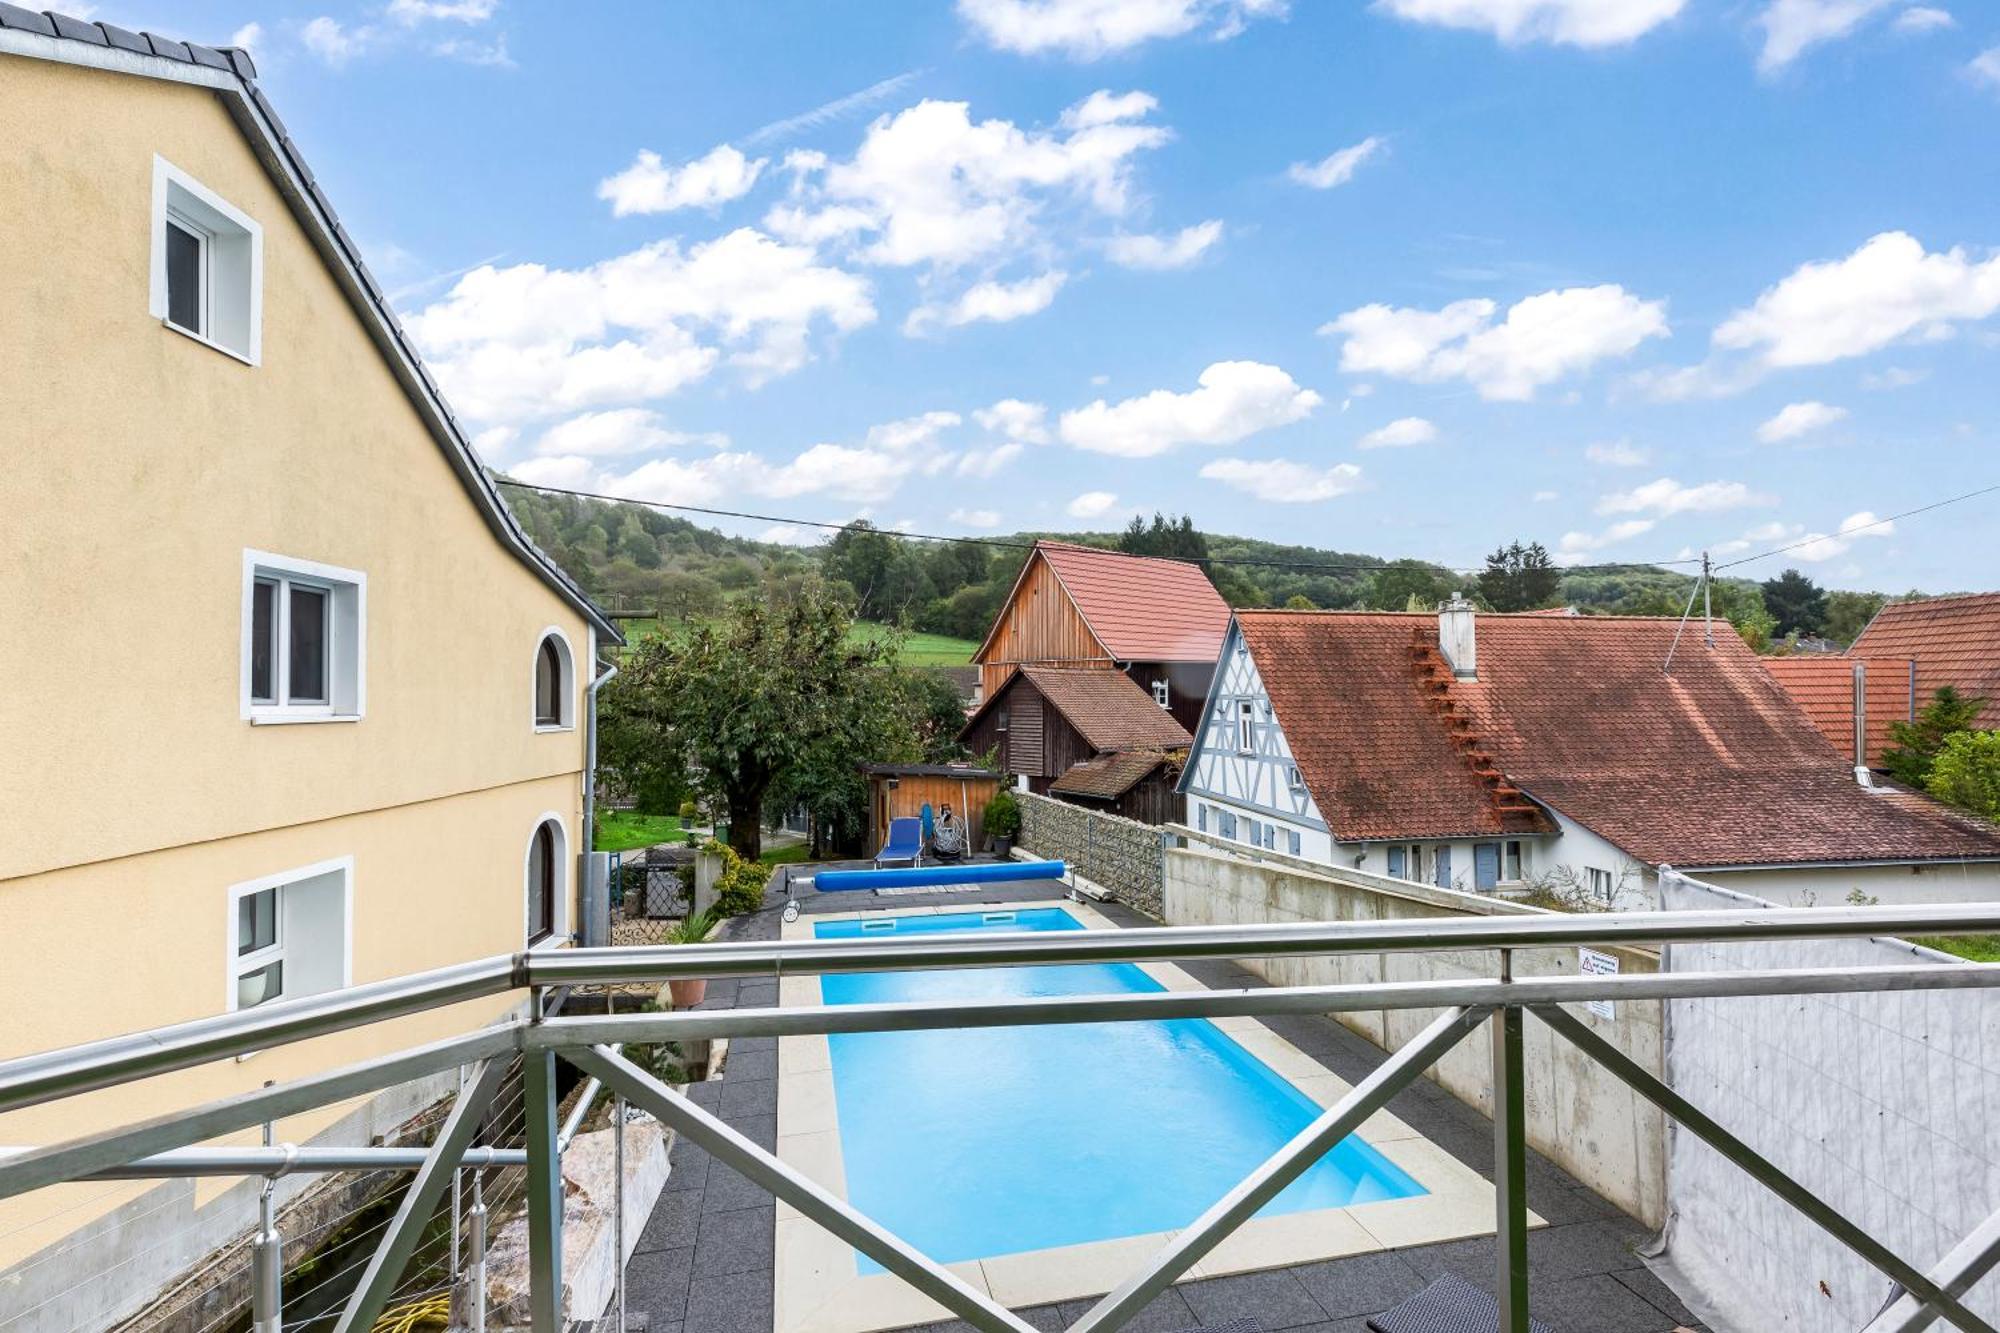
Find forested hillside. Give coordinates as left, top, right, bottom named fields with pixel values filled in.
left=497, top=481, right=1906, bottom=651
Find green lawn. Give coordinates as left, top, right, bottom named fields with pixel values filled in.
left=757, top=843, right=817, bottom=866
left=596, top=811, right=685, bottom=853
left=1910, top=934, right=2000, bottom=962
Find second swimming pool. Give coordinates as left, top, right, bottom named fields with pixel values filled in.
left=814, top=906, right=1425, bottom=1267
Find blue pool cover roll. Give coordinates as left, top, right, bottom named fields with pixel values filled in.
left=812, top=860, right=1068, bottom=892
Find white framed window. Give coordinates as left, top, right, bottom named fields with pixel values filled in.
left=1237, top=700, right=1255, bottom=753
left=242, top=550, right=365, bottom=723
left=533, top=629, right=576, bottom=731
left=1151, top=679, right=1170, bottom=709
left=151, top=157, right=262, bottom=365
left=226, top=857, right=352, bottom=1011
left=1504, top=840, right=1525, bottom=882
left=1287, top=764, right=1305, bottom=791
left=1588, top=866, right=1614, bottom=903
left=526, top=815, right=568, bottom=947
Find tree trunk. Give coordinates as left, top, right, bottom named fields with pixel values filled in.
left=726, top=787, right=764, bottom=861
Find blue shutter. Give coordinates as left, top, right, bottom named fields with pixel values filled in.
left=1219, top=811, right=1237, bottom=840
left=1288, top=830, right=1301, bottom=856
left=1245, top=817, right=1259, bottom=845
left=1434, top=846, right=1452, bottom=887
left=1386, top=846, right=1405, bottom=878
left=1474, top=843, right=1500, bottom=891
left=1265, top=824, right=1276, bottom=849
left=1197, top=804, right=1207, bottom=833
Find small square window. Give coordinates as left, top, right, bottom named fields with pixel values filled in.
left=228, top=860, right=349, bottom=1011
left=1151, top=679, right=1170, bottom=709
left=243, top=551, right=365, bottom=724
left=1504, top=840, right=1524, bottom=881
left=152, top=157, right=262, bottom=364
left=1237, top=700, right=1255, bottom=753
left=1287, top=764, right=1305, bottom=791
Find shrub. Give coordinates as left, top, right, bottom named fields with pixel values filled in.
left=678, top=799, right=699, bottom=820
left=983, top=788, right=1021, bottom=839
left=1928, top=730, right=2000, bottom=821
left=698, top=838, right=771, bottom=916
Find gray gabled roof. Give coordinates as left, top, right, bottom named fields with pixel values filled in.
left=0, top=5, right=621, bottom=645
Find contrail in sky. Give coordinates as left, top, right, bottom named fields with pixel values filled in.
left=742, top=69, right=924, bottom=147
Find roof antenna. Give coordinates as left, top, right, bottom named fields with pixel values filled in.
left=1663, top=551, right=1711, bottom=676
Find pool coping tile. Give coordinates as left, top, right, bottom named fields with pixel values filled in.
left=772, top=897, right=1517, bottom=1333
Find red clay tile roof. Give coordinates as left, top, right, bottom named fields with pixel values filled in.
left=1037, top=542, right=1231, bottom=662
left=1237, top=610, right=2000, bottom=867
left=1049, top=750, right=1174, bottom=799
left=1016, top=666, right=1193, bottom=751
left=1850, top=594, right=2000, bottom=730
left=1760, top=656, right=1916, bottom=768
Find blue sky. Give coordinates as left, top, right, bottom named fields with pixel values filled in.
left=127, top=0, right=2000, bottom=589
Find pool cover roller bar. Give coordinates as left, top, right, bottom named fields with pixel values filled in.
left=809, top=860, right=1068, bottom=892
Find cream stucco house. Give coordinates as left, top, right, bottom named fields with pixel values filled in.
left=0, top=13, right=620, bottom=1326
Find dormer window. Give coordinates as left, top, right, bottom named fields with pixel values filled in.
left=533, top=630, right=575, bottom=731
left=151, top=157, right=262, bottom=364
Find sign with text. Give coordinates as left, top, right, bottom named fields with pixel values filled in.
left=1578, top=948, right=1619, bottom=1020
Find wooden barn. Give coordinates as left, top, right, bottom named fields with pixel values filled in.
left=861, top=763, right=1005, bottom=856
left=971, top=541, right=1230, bottom=736
left=960, top=666, right=1191, bottom=825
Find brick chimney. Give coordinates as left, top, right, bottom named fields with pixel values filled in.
left=1439, top=594, right=1477, bottom=680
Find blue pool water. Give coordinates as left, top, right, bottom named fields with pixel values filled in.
left=815, top=907, right=1425, bottom=1267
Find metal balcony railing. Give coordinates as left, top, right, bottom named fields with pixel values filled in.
left=6, top=902, right=2000, bottom=1333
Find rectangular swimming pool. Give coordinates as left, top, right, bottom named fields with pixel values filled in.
left=815, top=906, right=1425, bottom=1268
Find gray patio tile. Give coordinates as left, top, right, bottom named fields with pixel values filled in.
left=682, top=1267, right=773, bottom=1333
left=1524, top=1222, right=1649, bottom=1280
left=633, top=1188, right=700, bottom=1252
left=1613, top=1266, right=1701, bottom=1325
left=1181, top=1268, right=1330, bottom=1330
left=732, top=1112, right=777, bottom=1149
left=728, top=1035, right=777, bottom=1056
left=1056, top=1287, right=1200, bottom=1330
left=906, top=1304, right=1067, bottom=1333
left=720, top=1074, right=778, bottom=1116
left=1280, top=1321, right=1374, bottom=1333
left=686, top=1079, right=723, bottom=1109
left=1289, top=1250, right=1428, bottom=1318
left=623, top=1244, right=691, bottom=1321
left=723, top=1046, right=777, bottom=1081
left=661, top=1142, right=709, bottom=1192
left=1535, top=1272, right=1682, bottom=1333
left=699, top=1159, right=770, bottom=1212
left=692, top=1204, right=774, bottom=1276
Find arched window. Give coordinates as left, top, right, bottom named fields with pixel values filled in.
left=533, top=629, right=574, bottom=730
left=526, top=817, right=565, bottom=944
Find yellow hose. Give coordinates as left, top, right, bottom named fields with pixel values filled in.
left=372, top=1293, right=452, bottom=1333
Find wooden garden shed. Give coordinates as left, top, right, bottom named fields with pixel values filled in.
left=862, top=763, right=1005, bottom=856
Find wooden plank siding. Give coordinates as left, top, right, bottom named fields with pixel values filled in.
left=866, top=772, right=1003, bottom=855
left=974, top=551, right=1115, bottom=701
left=960, top=674, right=1096, bottom=785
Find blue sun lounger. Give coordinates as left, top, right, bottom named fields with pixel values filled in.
left=875, top=817, right=923, bottom=869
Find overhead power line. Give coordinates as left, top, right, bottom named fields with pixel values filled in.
left=492, top=477, right=1706, bottom=578
left=1710, top=482, right=2000, bottom=572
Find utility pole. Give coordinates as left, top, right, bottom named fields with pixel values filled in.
left=1701, top=551, right=1714, bottom=648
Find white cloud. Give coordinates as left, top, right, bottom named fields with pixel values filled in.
left=951, top=507, right=1003, bottom=527
left=973, top=398, right=1052, bottom=443
left=604, top=444, right=909, bottom=507
left=230, top=22, right=263, bottom=55
left=471, top=424, right=517, bottom=459
left=958, top=0, right=1286, bottom=58
left=1532, top=489, right=1560, bottom=502
left=301, top=16, right=366, bottom=65
left=1756, top=400, right=1848, bottom=442
left=407, top=228, right=875, bottom=424
left=430, top=35, right=513, bottom=66
left=1287, top=137, right=1385, bottom=190
left=1059, top=360, right=1322, bottom=457
left=1894, top=6, right=1953, bottom=31
left=1557, top=518, right=1656, bottom=561
left=388, top=0, right=497, bottom=22
left=1596, top=477, right=1774, bottom=516
left=1715, top=232, right=2000, bottom=367
left=1585, top=440, right=1649, bottom=466
left=1067, top=490, right=1122, bottom=518
left=1756, top=0, right=1894, bottom=71
left=1322, top=285, right=1668, bottom=401
left=744, top=72, right=925, bottom=148
left=1861, top=365, right=1927, bottom=390
left=772, top=92, right=1170, bottom=269
left=958, top=443, right=1026, bottom=478
left=905, top=271, right=1068, bottom=334
left=1778, top=510, right=1896, bottom=561
left=598, top=146, right=767, bottom=217
left=536, top=408, right=726, bottom=457
left=508, top=454, right=599, bottom=490
left=1200, top=458, right=1365, bottom=502
left=1374, top=0, right=1685, bottom=48
left=1972, top=47, right=2000, bottom=89
left=1358, top=416, right=1438, bottom=449
left=867, top=411, right=963, bottom=451
left=1105, top=220, right=1224, bottom=270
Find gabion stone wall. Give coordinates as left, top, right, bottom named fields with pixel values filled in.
left=1017, top=792, right=1167, bottom=918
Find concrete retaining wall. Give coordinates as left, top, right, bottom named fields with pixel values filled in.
left=1018, top=793, right=1167, bottom=917
left=1163, top=844, right=1668, bottom=1227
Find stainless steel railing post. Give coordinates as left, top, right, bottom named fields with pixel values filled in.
left=468, top=1169, right=488, bottom=1333
left=524, top=1048, right=563, bottom=1333
left=252, top=1116, right=282, bottom=1333
left=1494, top=948, right=1529, bottom=1333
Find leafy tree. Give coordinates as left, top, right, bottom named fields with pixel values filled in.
left=1759, top=569, right=1827, bottom=637
left=603, top=580, right=917, bottom=859
left=1366, top=559, right=1455, bottom=611
left=906, top=668, right=973, bottom=763
left=1927, top=731, right=2000, bottom=822
left=1284, top=594, right=1316, bottom=610
left=1883, top=687, right=1990, bottom=788
left=1118, top=512, right=1208, bottom=562
left=1822, top=590, right=1886, bottom=646
left=655, top=570, right=723, bottom=622
left=1477, top=542, right=1562, bottom=612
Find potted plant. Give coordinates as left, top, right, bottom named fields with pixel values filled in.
left=665, top=908, right=718, bottom=1009
left=983, top=788, right=1021, bottom=857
